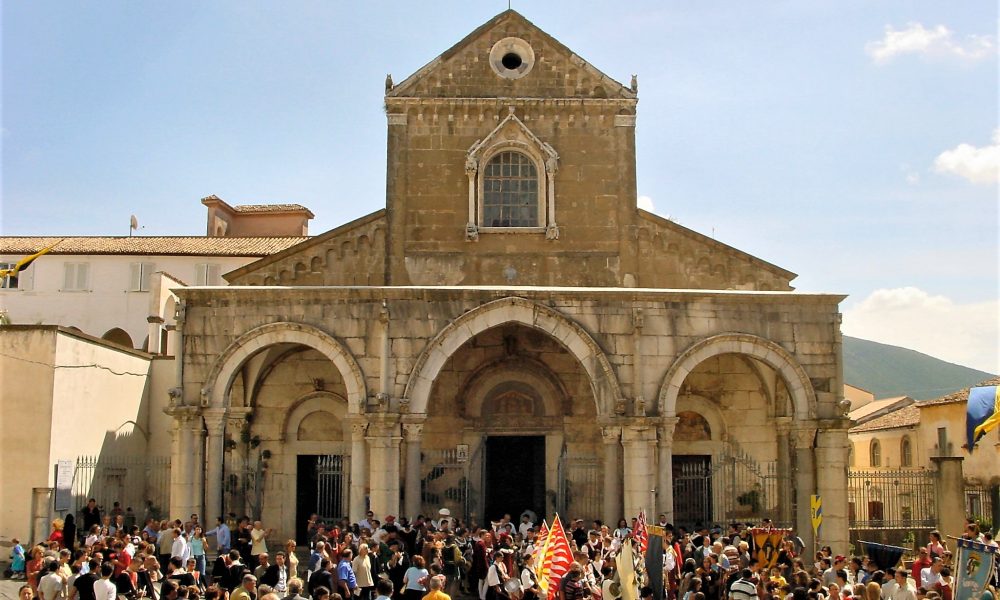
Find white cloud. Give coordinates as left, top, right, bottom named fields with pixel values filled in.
left=866, top=22, right=995, bottom=64
left=637, top=195, right=655, bottom=212
left=842, top=287, right=999, bottom=374
left=933, top=129, right=1000, bottom=184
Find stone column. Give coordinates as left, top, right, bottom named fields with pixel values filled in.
left=816, top=427, right=850, bottom=552
left=170, top=409, right=198, bottom=518
left=657, top=417, right=678, bottom=523
left=226, top=408, right=252, bottom=515
left=203, top=410, right=227, bottom=522
left=601, top=426, right=623, bottom=525
left=622, top=425, right=658, bottom=519
left=775, top=417, right=793, bottom=526
left=191, top=416, right=205, bottom=518
left=930, top=456, right=965, bottom=539
left=366, top=418, right=402, bottom=518
left=349, top=420, right=369, bottom=523
left=402, top=422, right=424, bottom=519
left=793, top=427, right=817, bottom=552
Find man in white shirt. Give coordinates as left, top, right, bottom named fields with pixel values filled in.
left=920, top=557, right=942, bottom=590
left=38, top=562, right=66, bottom=600
left=92, top=563, right=117, bottom=600
left=358, top=511, right=376, bottom=533
left=171, top=528, right=189, bottom=563
left=518, top=515, right=533, bottom=539
left=888, top=568, right=916, bottom=600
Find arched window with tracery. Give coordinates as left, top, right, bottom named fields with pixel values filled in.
left=870, top=439, right=881, bottom=467
left=900, top=436, right=913, bottom=467
left=482, top=151, right=539, bottom=227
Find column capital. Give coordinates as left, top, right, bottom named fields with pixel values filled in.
left=774, top=416, right=793, bottom=433
left=204, top=410, right=227, bottom=435
left=658, top=416, right=680, bottom=438
left=601, top=426, right=622, bottom=444
left=349, top=421, right=369, bottom=440
left=402, top=423, right=424, bottom=441
left=621, top=425, right=657, bottom=444
left=793, top=427, right=817, bottom=449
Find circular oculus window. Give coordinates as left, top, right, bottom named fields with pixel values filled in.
left=489, top=37, right=535, bottom=80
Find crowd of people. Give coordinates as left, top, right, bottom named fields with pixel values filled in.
left=6, top=500, right=997, bottom=600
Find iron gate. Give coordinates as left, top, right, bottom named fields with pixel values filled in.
left=69, top=456, right=171, bottom=520
left=673, top=442, right=788, bottom=529
left=421, top=443, right=483, bottom=522
left=316, top=455, right=346, bottom=521
left=557, top=453, right=602, bottom=522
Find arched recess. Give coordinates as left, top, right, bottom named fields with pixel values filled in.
left=459, top=356, right=571, bottom=421
left=404, top=297, right=622, bottom=417
left=102, top=327, right=134, bottom=348
left=281, top=391, right=349, bottom=443
left=205, top=322, right=366, bottom=413
left=672, top=394, right=728, bottom=456
left=658, top=333, right=815, bottom=420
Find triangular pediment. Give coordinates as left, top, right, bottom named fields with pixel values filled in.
left=386, top=10, right=636, bottom=100
left=468, top=110, right=558, bottom=163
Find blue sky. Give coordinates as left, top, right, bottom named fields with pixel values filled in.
left=2, top=1, right=997, bottom=373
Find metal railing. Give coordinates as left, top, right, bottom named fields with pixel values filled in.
left=69, top=455, right=171, bottom=521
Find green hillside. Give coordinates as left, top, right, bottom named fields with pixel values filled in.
left=843, top=336, right=996, bottom=400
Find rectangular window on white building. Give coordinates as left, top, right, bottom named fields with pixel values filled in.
left=129, top=262, right=155, bottom=292
left=195, top=263, right=222, bottom=286
left=62, top=262, right=90, bottom=291
left=1, top=263, right=33, bottom=290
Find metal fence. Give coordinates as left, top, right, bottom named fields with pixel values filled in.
left=557, top=455, right=602, bottom=522
left=672, top=442, right=791, bottom=530
left=965, top=481, right=995, bottom=526
left=69, top=455, right=171, bottom=520
left=421, top=446, right=481, bottom=522
left=847, top=469, right=937, bottom=529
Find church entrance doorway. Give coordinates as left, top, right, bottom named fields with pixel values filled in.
left=484, top=436, right=545, bottom=523
left=295, top=454, right=346, bottom=543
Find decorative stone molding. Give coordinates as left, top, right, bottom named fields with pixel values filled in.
left=614, top=114, right=637, bottom=127
left=387, top=113, right=407, bottom=126
left=601, top=426, right=622, bottom=444
left=203, top=321, right=367, bottom=413
left=403, top=296, right=624, bottom=417
left=658, top=332, right=816, bottom=420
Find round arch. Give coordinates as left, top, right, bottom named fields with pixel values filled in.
left=280, top=391, right=349, bottom=442
left=204, top=322, right=367, bottom=413
left=658, top=333, right=815, bottom=420
left=404, top=296, right=623, bottom=417
left=102, top=327, right=134, bottom=348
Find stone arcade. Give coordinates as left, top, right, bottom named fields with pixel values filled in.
left=166, top=11, right=851, bottom=550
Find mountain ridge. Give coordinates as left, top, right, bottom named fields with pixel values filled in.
left=842, top=335, right=996, bottom=401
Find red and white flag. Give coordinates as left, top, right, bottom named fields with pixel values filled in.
left=535, top=515, right=573, bottom=600
left=634, top=509, right=649, bottom=554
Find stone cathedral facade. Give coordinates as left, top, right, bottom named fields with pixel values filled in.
left=167, top=11, right=851, bottom=550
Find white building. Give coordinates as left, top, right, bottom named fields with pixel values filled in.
left=1, top=197, right=312, bottom=351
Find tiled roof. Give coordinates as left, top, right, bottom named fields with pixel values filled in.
left=0, top=236, right=309, bottom=257
left=848, top=396, right=913, bottom=423
left=918, top=376, right=1000, bottom=407
left=850, top=404, right=921, bottom=433
left=232, top=204, right=312, bottom=214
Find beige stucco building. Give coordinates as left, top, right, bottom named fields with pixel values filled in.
left=163, top=11, right=851, bottom=550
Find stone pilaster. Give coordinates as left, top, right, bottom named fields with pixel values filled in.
left=348, top=419, right=369, bottom=522
left=191, top=416, right=205, bottom=518
left=366, top=416, right=401, bottom=518
left=657, top=417, right=678, bottom=522
left=601, top=426, right=622, bottom=525
left=402, top=421, right=424, bottom=519
left=815, top=426, right=850, bottom=552
left=622, top=424, right=657, bottom=519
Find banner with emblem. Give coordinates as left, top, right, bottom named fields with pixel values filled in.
left=954, top=537, right=998, bottom=600
left=751, top=528, right=790, bottom=568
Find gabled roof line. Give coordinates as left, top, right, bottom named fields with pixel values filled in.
left=387, top=10, right=635, bottom=100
